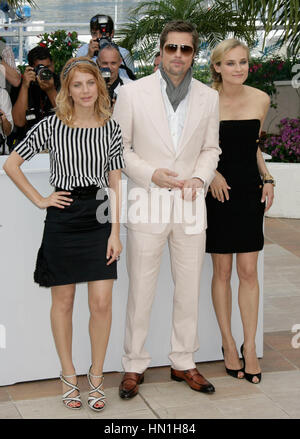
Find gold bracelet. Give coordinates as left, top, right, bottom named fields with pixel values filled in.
left=263, top=173, right=274, bottom=181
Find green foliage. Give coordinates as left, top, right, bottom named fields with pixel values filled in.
left=6, top=0, right=36, bottom=8
left=231, top=1, right=300, bottom=56
left=37, top=30, right=82, bottom=75
left=135, top=65, right=154, bottom=79
left=246, top=56, right=300, bottom=107
left=17, top=64, right=26, bottom=74
left=118, top=0, right=257, bottom=63
left=192, top=64, right=211, bottom=84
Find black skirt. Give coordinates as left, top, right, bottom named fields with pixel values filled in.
left=206, top=185, right=265, bottom=254
left=34, top=186, right=117, bottom=288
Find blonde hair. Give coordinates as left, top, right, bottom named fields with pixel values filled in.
left=210, top=39, right=250, bottom=92
left=56, top=57, right=111, bottom=126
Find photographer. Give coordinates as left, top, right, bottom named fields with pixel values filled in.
left=76, top=14, right=135, bottom=80
left=97, top=43, right=132, bottom=108
left=11, top=46, right=60, bottom=143
left=0, top=87, right=13, bottom=155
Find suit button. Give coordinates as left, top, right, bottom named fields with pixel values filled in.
left=168, top=188, right=172, bottom=191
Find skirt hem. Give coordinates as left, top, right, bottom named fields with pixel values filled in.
left=206, top=247, right=263, bottom=254
left=35, top=274, right=118, bottom=289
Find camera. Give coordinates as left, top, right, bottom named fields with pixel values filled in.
left=92, top=15, right=114, bottom=39
left=100, top=67, right=116, bottom=106
left=91, top=15, right=114, bottom=56
left=34, top=64, right=53, bottom=81
left=100, top=67, right=111, bottom=84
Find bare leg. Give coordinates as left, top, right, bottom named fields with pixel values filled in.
left=88, top=279, right=114, bottom=408
left=211, top=254, right=244, bottom=376
left=237, top=251, right=261, bottom=383
left=50, top=284, right=80, bottom=408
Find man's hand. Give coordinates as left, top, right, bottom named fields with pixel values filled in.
left=0, top=108, right=6, bottom=120
left=22, top=66, right=36, bottom=89
left=181, top=178, right=204, bottom=201
left=0, top=108, right=11, bottom=136
left=88, top=39, right=99, bottom=57
left=37, top=75, right=55, bottom=94
left=151, top=168, right=184, bottom=189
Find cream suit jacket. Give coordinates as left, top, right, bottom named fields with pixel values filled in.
left=113, top=71, right=221, bottom=234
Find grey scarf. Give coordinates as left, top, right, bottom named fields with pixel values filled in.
left=159, top=64, right=192, bottom=112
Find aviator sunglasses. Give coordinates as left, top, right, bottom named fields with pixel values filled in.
left=164, top=44, right=194, bottom=56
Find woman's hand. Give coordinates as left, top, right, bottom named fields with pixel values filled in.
left=209, top=172, right=231, bottom=202
left=36, top=191, right=73, bottom=209
left=106, top=233, right=123, bottom=266
left=261, top=183, right=274, bottom=212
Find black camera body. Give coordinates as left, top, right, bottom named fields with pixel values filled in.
left=100, top=67, right=111, bottom=84
left=94, top=15, right=114, bottom=38
left=34, top=64, right=53, bottom=81
left=99, top=67, right=117, bottom=106
left=93, top=35, right=112, bottom=58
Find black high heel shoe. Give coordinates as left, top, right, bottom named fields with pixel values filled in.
left=221, top=347, right=244, bottom=379
left=240, top=344, right=262, bottom=384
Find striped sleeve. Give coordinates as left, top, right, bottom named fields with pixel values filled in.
left=108, top=121, right=125, bottom=171
left=14, top=117, right=53, bottom=160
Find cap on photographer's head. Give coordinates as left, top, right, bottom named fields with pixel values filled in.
left=97, top=43, right=121, bottom=84
left=90, top=14, right=114, bottom=40
left=27, top=46, right=54, bottom=72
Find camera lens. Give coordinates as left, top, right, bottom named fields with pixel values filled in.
left=39, top=68, right=53, bottom=81
left=34, top=64, right=53, bottom=81
left=100, top=67, right=111, bottom=84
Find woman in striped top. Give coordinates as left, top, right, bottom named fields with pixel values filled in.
left=3, top=57, right=125, bottom=412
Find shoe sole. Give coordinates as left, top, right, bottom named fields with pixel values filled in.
left=88, top=403, right=106, bottom=412
left=171, top=374, right=215, bottom=393
left=62, top=402, right=82, bottom=410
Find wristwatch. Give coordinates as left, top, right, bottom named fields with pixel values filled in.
left=263, top=174, right=276, bottom=187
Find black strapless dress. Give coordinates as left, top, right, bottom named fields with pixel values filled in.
left=206, top=119, right=265, bottom=254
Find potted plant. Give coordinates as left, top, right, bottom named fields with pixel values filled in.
left=37, top=30, right=82, bottom=75
left=261, top=118, right=300, bottom=218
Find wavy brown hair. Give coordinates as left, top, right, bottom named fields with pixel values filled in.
left=210, top=39, right=250, bottom=93
left=160, top=20, right=199, bottom=54
left=56, top=57, right=111, bottom=126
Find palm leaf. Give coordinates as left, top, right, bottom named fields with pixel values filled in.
left=231, top=0, right=300, bottom=56
left=117, top=0, right=257, bottom=62
left=6, top=0, right=37, bottom=8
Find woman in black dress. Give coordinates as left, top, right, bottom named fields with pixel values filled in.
left=206, top=40, right=274, bottom=384
left=3, top=57, right=124, bottom=410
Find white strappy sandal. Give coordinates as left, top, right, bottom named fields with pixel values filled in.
left=87, top=366, right=106, bottom=412
left=59, top=372, right=82, bottom=410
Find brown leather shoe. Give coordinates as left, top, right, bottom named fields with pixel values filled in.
left=171, top=368, right=215, bottom=393
left=119, top=372, right=145, bottom=399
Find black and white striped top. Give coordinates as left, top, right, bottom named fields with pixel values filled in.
left=15, top=114, right=125, bottom=190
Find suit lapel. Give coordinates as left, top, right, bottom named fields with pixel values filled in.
left=175, top=80, right=206, bottom=158
left=142, top=72, right=174, bottom=155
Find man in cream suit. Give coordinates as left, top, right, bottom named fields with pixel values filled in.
left=113, top=20, right=221, bottom=398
